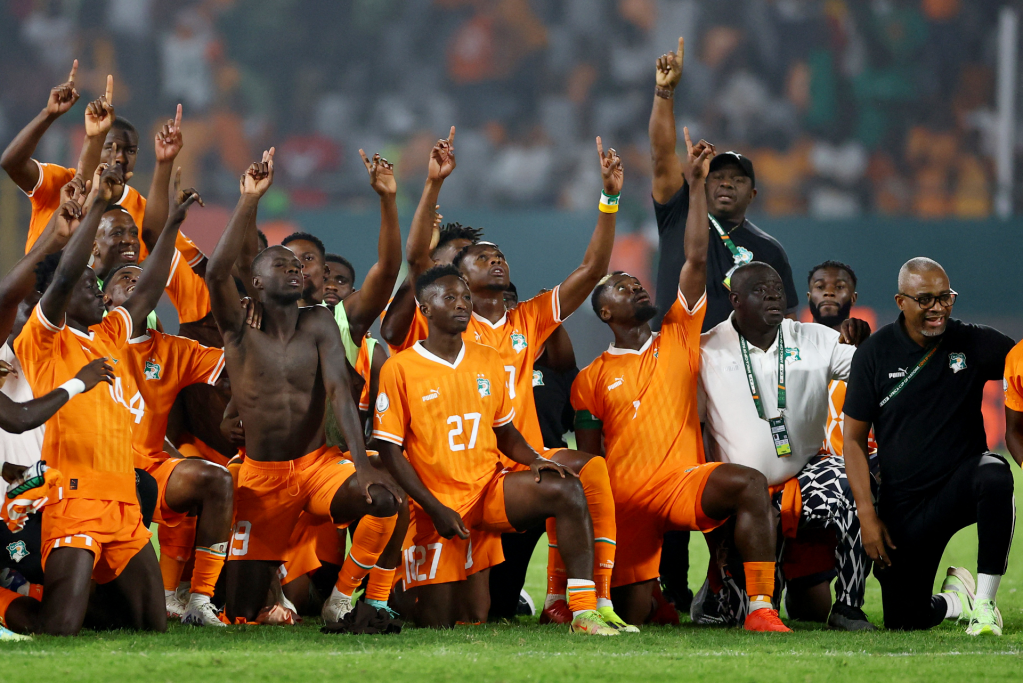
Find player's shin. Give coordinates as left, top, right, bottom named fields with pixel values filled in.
left=577, top=457, right=616, bottom=606
left=0, top=586, right=36, bottom=634
left=325, top=513, right=399, bottom=622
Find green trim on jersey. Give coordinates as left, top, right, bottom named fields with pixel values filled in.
left=574, top=409, right=603, bottom=431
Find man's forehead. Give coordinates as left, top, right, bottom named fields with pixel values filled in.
left=902, top=270, right=950, bottom=293
left=105, top=129, right=137, bottom=146
left=812, top=267, right=852, bottom=283
left=269, top=246, right=300, bottom=261
left=100, top=210, right=136, bottom=230
left=78, top=267, right=97, bottom=283
left=116, top=266, right=143, bottom=278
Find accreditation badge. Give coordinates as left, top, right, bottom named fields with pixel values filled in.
left=769, top=416, right=792, bottom=457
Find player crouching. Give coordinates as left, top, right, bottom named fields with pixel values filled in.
left=374, top=266, right=616, bottom=635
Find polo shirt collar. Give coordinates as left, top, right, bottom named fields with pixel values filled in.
left=728, top=311, right=781, bottom=355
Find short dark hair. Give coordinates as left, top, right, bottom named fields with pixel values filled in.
left=111, top=116, right=138, bottom=141
left=281, top=231, right=325, bottom=257
left=451, top=241, right=498, bottom=271
left=34, top=252, right=63, bottom=293
left=416, top=264, right=465, bottom=300
left=102, top=263, right=142, bottom=292
left=325, top=253, right=355, bottom=282
left=251, top=245, right=296, bottom=276
left=505, top=282, right=517, bottom=297
left=590, top=271, right=625, bottom=316
left=256, top=229, right=268, bottom=251
left=435, top=222, right=484, bottom=253
left=807, top=260, right=857, bottom=289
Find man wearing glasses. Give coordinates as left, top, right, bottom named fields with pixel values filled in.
left=843, top=257, right=1016, bottom=635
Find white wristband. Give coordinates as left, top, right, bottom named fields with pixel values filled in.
left=59, top=378, right=86, bottom=399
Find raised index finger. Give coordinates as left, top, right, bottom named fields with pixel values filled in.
left=359, top=149, right=372, bottom=170
left=68, top=59, right=78, bottom=84
left=596, top=136, right=605, bottom=161
left=104, top=74, right=113, bottom=105
left=683, top=126, right=694, bottom=155
left=447, top=125, right=456, bottom=146
left=173, top=103, right=182, bottom=129
left=676, top=36, right=684, bottom=61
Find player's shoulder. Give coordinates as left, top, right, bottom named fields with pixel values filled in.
left=786, top=318, right=840, bottom=348
left=1006, top=339, right=1023, bottom=369
left=740, top=220, right=787, bottom=252
left=299, top=303, right=335, bottom=326
left=700, top=316, right=736, bottom=350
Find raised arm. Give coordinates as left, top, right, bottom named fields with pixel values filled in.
left=406, top=129, right=456, bottom=278
left=649, top=38, right=685, bottom=204
left=1, top=61, right=79, bottom=192
left=206, top=149, right=274, bottom=337
left=679, top=129, right=714, bottom=304
left=315, top=309, right=402, bottom=504
left=78, top=75, right=115, bottom=180
left=140, top=104, right=184, bottom=251
left=121, top=185, right=203, bottom=331
left=342, top=151, right=401, bottom=344
left=554, top=137, right=622, bottom=317
left=0, top=358, right=112, bottom=434
left=39, top=162, right=125, bottom=324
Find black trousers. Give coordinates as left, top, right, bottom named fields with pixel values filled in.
left=488, top=523, right=546, bottom=620
left=875, top=453, right=1015, bottom=630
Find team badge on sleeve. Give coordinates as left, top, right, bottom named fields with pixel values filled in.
left=376, top=393, right=390, bottom=413
left=143, top=360, right=162, bottom=380
left=949, top=352, right=967, bottom=374
left=477, top=377, right=492, bottom=398
left=511, top=333, right=527, bottom=353
left=532, top=370, right=544, bottom=387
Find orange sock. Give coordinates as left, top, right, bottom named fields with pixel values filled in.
left=0, top=586, right=29, bottom=625
left=191, top=544, right=228, bottom=597
left=160, top=553, right=188, bottom=591
left=594, top=540, right=614, bottom=604
left=335, top=514, right=398, bottom=596
left=545, top=518, right=567, bottom=598
left=158, top=520, right=196, bottom=590
left=743, top=561, right=776, bottom=605
left=566, top=579, right=597, bottom=614
left=365, top=566, right=396, bottom=602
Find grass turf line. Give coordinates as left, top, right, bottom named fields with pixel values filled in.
left=3, top=468, right=1023, bottom=682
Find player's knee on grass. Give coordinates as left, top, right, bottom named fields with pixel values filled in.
left=611, top=580, right=657, bottom=625
left=784, top=577, right=832, bottom=622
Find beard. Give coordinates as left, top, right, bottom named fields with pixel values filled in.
left=635, top=303, right=658, bottom=324
left=808, top=299, right=852, bottom=329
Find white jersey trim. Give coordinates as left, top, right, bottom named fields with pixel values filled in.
left=412, top=340, right=465, bottom=369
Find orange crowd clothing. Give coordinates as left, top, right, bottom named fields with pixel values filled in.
left=41, top=498, right=151, bottom=584
left=15, top=305, right=139, bottom=504
left=126, top=329, right=225, bottom=472
left=228, top=446, right=360, bottom=562
left=373, top=340, right=517, bottom=587
left=1003, top=340, right=1023, bottom=412
left=571, top=289, right=725, bottom=586
left=22, top=160, right=204, bottom=264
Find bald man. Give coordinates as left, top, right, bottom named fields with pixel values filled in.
left=843, top=258, right=1016, bottom=635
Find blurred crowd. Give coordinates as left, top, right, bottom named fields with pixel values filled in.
left=0, top=0, right=1018, bottom=227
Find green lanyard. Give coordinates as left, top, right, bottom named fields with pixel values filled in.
left=738, top=327, right=786, bottom=420
left=708, top=214, right=744, bottom=264
left=879, top=340, right=941, bottom=408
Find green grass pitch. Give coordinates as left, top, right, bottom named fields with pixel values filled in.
left=4, top=467, right=1023, bottom=682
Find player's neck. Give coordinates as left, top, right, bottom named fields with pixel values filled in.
left=470, top=289, right=505, bottom=323
left=732, top=315, right=778, bottom=352
left=66, top=315, right=91, bottom=334
left=261, top=300, right=301, bottom=337
left=423, top=330, right=463, bottom=363
left=610, top=322, right=652, bottom=351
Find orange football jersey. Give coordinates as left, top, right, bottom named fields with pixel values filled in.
left=164, top=248, right=212, bottom=324
left=22, top=160, right=204, bottom=265
left=125, top=330, right=225, bottom=470
left=14, top=305, right=140, bottom=504
left=571, top=289, right=705, bottom=506
left=373, top=341, right=515, bottom=512
left=1003, top=340, right=1023, bottom=412
left=821, top=380, right=877, bottom=456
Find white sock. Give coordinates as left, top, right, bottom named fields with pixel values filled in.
left=749, top=596, right=772, bottom=612
left=544, top=592, right=565, bottom=609
left=596, top=597, right=613, bottom=610
left=176, top=580, right=190, bottom=597
left=938, top=591, right=962, bottom=619
left=187, top=593, right=210, bottom=608
left=164, top=589, right=176, bottom=600
left=976, top=573, right=1001, bottom=602
left=330, top=586, right=353, bottom=601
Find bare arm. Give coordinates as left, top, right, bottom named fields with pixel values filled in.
left=539, top=324, right=576, bottom=373
left=1, top=61, right=80, bottom=192
left=649, top=38, right=685, bottom=204
left=122, top=189, right=202, bottom=331
left=316, top=308, right=402, bottom=504
left=379, top=278, right=416, bottom=349
left=140, top=105, right=183, bottom=251
left=555, top=138, right=623, bottom=318
left=0, top=358, right=112, bottom=433
left=845, top=415, right=895, bottom=566
left=207, top=150, right=274, bottom=337
left=679, top=131, right=714, bottom=305
left=379, top=439, right=467, bottom=539
left=343, top=151, right=401, bottom=345
left=406, top=128, right=456, bottom=278
left=574, top=426, right=603, bottom=458
left=494, top=422, right=576, bottom=480
left=1006, top=407, right=1023, bottom=468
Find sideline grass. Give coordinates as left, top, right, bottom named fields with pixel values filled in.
left=4, top=469, right=1023, bottom=682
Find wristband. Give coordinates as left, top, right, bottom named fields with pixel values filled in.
left=59, top=378, right=86, bottom=399
left=599, top=190, right=620, bottom=214
left=655, top=86, right=674, bottom=100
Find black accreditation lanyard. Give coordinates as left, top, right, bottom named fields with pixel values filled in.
left=708, top=214, right=747, bottom=290
left=878, top=340, right=941, bottom=408
left=739, top=327, right=791, bottom=457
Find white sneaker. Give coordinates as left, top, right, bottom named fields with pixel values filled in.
left=181, top=595, right=226, bottom=627
left=166, top=592, right=188, bottom=619
left=321, top=588, right=354, bottom=624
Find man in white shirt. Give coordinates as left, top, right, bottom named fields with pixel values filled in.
left=698, top=261, right=873, bottom=630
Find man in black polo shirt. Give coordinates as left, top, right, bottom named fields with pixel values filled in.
left=648, top=36, right=799, bottom=613
left=843, top=257, right=1016, bottom=635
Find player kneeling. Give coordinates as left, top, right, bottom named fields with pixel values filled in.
left=375, top=266, right=615, bottom=635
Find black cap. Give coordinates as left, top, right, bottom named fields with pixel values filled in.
left=708, top=152, right=755, bottom=188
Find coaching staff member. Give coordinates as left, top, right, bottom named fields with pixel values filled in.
left=843, top=257, right=1016, bottom=635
